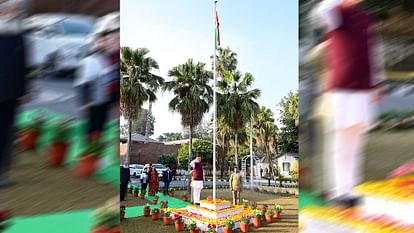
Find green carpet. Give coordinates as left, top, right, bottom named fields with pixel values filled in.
left=299, top=191, right=325, bottom=210
left=5, top=209, right=95, bottom=233
left=17, top=109, right=119, bottom=186
left=125, top=192, right=190, bottom=218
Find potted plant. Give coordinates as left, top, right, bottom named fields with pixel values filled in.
left=182, top=194, right=189, bottom=202
left=75, top=139, right=104, bottom=178
left=0, top=209, right=12, bottom=233
left=128, top=185, right=133, bottom=194
left=272, top=205, right=283, bottom=219
left=242, top=199, right=249, bottom=208
left=174, top=214, right=184, bottom=232
left=239, top=216, right=250, bottom=233
left=90, top=199, right=120, bottom=233
left=163, top=210, right=172, bottom=225
left=160, top=200, right=168, bottom=216
left=151, top=208, right=160, bottom=221
left=249, top=200, right=257, bottom=210
left=252, top=209, right=262, bottom=228
left=261, top=205, right=268, bottom=216
left=133, top=187, right=139, bottom=197
left=222, top=219, right=234, bottom=233
left=47, top=120, right=72, bottom=167
left=18, top=116, right=44, bottom=151
left=143, top=204, right=151, bottom=217
left=169, top=188, right=175, bottom=196
left=187, top=220, right=199, bottom=233
left=120, top=206, right=126, bottom=221
left=206, top=224, right=216, bottom=233
left=265, top=210, right=274, bottom=223
left=152, top=195, right=159, bottom=204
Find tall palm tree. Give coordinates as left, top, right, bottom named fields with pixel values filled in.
left=163, top=59, right=213, bottom=194
left=217, top=116, right=232, bottom=178
left=212, top=47, right=238, bottom=78
left=253, top=106, right=278, bottom=186
left=120, top=47, right=163, bottom=163
left=217, top=70, right=260, bottom=169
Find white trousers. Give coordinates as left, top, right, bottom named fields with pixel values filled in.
left=329, top=124, right=366, bottom=199
left=191, top=180, right=203, bottom=204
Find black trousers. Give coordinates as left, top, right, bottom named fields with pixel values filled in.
left=141, top=183, right=147, bottom=195
left=163, top=181, right=170, bottom=195
left=120, top=182, right=128, bottom=201
left=0, top=100, right=18, bottom=179
left=87, top=103, right=109, bottom=137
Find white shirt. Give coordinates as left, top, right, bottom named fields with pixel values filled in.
left=140, top=173, right=148, bottom=184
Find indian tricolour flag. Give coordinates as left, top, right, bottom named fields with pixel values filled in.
left=215, top=1, right=220, bottom=49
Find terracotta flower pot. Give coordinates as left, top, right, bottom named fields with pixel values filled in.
left=152, top=198, right=158, bottom=204
left=163, top=216, right=172, bottom=225
left=152, top=213, right=159, bottom=220
left=109, top=226, right=120, bottom=233
left=273, top=212, right=281, bottom=219
left=19, top=130, right=39, bottom=150
left=140, top=194, right=145, bottom=199
left=120, top=212, right=125, bottom=221
left=128, top=189, right=132, bottom=194
left=143, top=209, right=150, bottom=216
left=134, top=192, right=138, bottom=197
left=160, top=208, right=165, bottom=216
left=175, top=221, right=184, bottom=231
left=169, top=191, right=174, bottom=196
left=253, top=217, right=261, bottom=228
left=240, top=222, right=249, bottom=232
left=265, top=215, right=273, bottom=223
left=47, top=142, right=68, bottom=167
left=261, top=210, right=266, bottom=216
left=190, top=229, right=200, bottom=233
left=223, top=227, right=232, bottom=233
left=75, top=156, right=99, bottom=177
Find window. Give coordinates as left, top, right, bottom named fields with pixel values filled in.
left=283, top=162, right=290, bottom=172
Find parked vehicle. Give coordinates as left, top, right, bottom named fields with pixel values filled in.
left=24, top=14, right=96, bottom=77
left=129, top=164, right=144, bottom=177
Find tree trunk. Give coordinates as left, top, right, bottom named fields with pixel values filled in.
left=234, top=133, right=238, bottom=169
left=126, top=120, right=132, bottom=164
left=144, top=102, right=152, bottom=144
left=220, top=135, right=225, bottom=179
left=188, top=125, right=193, bottom=200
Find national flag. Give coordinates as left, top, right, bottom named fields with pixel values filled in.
left=215, top=7, right=220, bottom=49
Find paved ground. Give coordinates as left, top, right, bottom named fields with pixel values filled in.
left=121, top=189, right=298, bottom=233
left=1, top=151, right=117, bottom=216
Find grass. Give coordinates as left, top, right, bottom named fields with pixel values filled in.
left=121, top=189, right=298, bottom=233
left=1, top=151, right=117, bottom=216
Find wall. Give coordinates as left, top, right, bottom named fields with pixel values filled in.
left=129, top=141, right=180, bottom=164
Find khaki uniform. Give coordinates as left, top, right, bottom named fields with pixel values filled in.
left=229, top=172, right=242, bottom=205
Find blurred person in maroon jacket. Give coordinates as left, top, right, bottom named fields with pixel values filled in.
left=190, top=156, right=204, bottom=205
left=0, top=0, right=28, bottom=188
left=312, top=0, right=386, bottom=206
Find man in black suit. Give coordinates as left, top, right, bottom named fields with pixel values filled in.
left=120, top=161, right=131, bottom=201
left=0, top=0, right=28, bottom=188
left=162, top=165, right=173, bottom=195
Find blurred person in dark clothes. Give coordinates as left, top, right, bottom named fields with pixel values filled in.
left=0, top=0, right=28, bottom=188
left=120, top=160, right=130, bottom=201
left=312, top=0, right=385, bottom=206
left=162, top=165, right=173, bottom=195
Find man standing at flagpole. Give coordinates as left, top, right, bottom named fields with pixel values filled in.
left=190, top=156, right=204, bottom=205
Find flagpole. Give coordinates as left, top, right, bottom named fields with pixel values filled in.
left=212, top=0, right=218, bottom=201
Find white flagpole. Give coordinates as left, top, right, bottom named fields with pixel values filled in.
left=212, top=0, right=218, bottom=201
left=250, top=115, right=253, bottom=190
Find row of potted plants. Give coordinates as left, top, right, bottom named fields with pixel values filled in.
left=91, top=198, right=120, bottom=233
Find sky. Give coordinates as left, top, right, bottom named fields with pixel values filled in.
left=121, top=0, right=298, bottom=138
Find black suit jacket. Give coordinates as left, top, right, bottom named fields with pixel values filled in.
left=0, top=34, right=26, bottom=102
left=120, top=166, right=130, bottom=184
left=162, top=170, right=172, bottom=183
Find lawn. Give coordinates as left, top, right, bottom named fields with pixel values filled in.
left=121, top=189, right=298, bottom=233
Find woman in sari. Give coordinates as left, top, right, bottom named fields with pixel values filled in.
left=148, top=165, right=159, bottom=196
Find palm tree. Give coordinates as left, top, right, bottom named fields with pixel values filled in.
left=212, top=47, right=238, bottom=78
left=217, top=116, right=232, bottom=178
left=217, top=70, right=260, bottom=169
left=120, top=47, right=163, bottom=163
left=253, top=106, right=278, bottom=186
left=163, top=59, right=213, bottom=194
